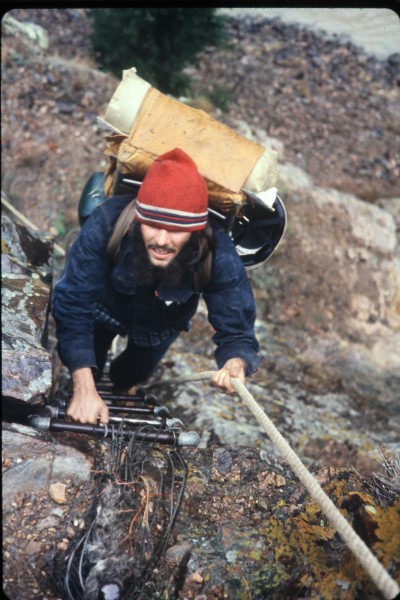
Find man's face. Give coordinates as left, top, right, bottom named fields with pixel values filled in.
left=141, top=224, right=191, bottom=268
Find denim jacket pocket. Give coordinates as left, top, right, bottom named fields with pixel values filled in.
left=110, top=252, right=138, bottom=295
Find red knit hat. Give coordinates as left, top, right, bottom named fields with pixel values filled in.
left=136, top=148, right=209, bottom=231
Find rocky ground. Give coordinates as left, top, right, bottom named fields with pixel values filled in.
left=2, top=8, right=400, bottom=243
left=2, top=8, right=400, bottom=600
left=189, top=15, right=400, bottom=203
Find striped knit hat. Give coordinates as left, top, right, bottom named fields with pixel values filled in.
left=136, top=148, right=208, bottom=231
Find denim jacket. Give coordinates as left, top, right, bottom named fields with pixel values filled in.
left=52, top=195, right=259, bottom=375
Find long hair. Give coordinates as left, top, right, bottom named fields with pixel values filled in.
left=106, top=199, right=216, bottom=280
left=107, top=199, right=138, bottom=260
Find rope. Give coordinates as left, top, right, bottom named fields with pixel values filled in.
left=148, top=370, right=400, bottom=600
left=1, top=193, right=66, bottom=257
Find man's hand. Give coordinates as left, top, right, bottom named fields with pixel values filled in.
left=212, top=358, right=247, bottom=395
left=67, top=368, right=109, bottom=424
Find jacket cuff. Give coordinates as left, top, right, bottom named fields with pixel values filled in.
left=61, top=348, right=98, bottom=374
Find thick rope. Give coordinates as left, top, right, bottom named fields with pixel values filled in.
left=146, top=371, right=400, bottom=600
left=1, top=193, right=66, bottom=256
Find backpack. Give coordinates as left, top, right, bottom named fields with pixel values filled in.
left=98, top=67, right=280, bottom=217
left=79, top=69, right=286, bottom=276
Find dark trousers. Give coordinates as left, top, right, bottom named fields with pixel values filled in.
left=93, top=325, right=179, bottom=390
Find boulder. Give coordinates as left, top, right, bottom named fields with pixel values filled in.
left=2, top=213, right=53, bottom=403
left=2, top=422, right=92, bottom=509
left=2, top=13, right=49, bottom=50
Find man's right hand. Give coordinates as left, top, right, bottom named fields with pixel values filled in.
left=67, top=367, right=109, bottom=424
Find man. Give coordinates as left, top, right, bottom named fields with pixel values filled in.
left=52, top=148, right=259, bottom=424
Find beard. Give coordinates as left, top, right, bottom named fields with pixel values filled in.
left=130, top=223, right=201, bottom=289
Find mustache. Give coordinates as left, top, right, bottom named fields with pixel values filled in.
left=148, top=244, right=176, bottom=254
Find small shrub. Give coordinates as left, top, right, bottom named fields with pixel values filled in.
left=90, top=8, right=227, bottom=96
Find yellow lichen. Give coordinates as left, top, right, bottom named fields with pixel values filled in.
left=374, top=499, right=400, bottom=569
left=1, top=239, right=10, bottom=254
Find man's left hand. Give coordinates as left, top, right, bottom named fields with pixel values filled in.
left=212, top=358, right=247, bottom=395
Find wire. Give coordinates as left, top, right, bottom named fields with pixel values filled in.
left=54, top=423, right=187, bottom=599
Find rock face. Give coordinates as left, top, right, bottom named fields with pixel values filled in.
left=2, top=186, right=399, bottom=599
left=148, top=168, right=399, bottom=475
left=2, top=422, right=93, bottom=600
left=2, top=9, right=400, bottom=600
left=166, top=446, right=400, bottom=599
left=2, top=422, right=92, bottom=508
left=1, top=212, right=54, bottom=403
